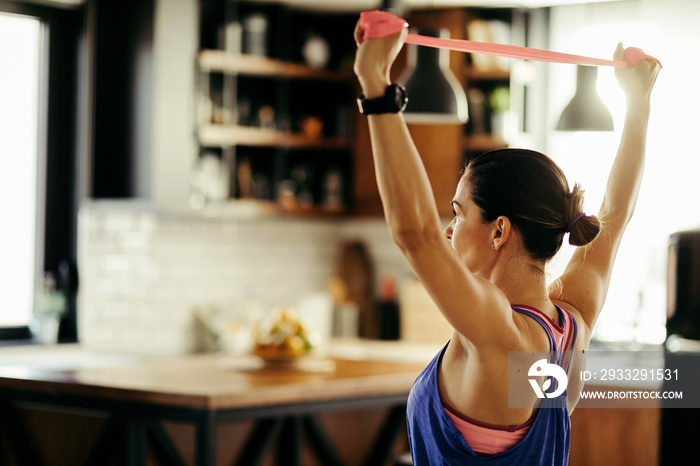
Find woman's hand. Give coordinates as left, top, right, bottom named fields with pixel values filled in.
left=353, top=19, right=407, bottom=98
left=614, top=43, right=661, bottom=104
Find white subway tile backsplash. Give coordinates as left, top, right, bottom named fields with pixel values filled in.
left=103, top=213, right=136, bottom=232
left=116, top=231, right=151, bottom=251
left=77, top=202, right=412, bottom=355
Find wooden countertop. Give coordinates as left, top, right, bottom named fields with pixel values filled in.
left=0, top=342, right=437, bottom=411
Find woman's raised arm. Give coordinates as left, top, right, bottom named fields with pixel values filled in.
left=353, top=21, right=518, bottom=347
left=551, top=43, right=661, bottom=329
left=353, top=23, right=442, bottom=245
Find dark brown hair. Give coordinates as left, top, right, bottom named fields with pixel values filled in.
left=464, top=148, right=600, bottom=262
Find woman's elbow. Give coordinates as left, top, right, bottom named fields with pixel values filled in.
left=390, top=225, right=442, bottom=252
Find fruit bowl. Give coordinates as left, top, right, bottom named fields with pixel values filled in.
left=251, top=307, right=317, bottom=362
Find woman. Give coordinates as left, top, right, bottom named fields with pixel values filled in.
left=353, top=16, right=660, bottom=465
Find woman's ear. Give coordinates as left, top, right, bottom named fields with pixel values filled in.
left=492, top=216, right=512, bottom=251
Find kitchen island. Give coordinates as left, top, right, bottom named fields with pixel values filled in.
left=0, top=342, right=434, bottom=466
left=0, top=342, right=665, bottom=466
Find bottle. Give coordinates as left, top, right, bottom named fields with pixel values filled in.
left=378, top=275, right=400, bottom=340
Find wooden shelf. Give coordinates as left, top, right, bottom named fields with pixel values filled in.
left=464, top=134, right=508, bottom=152
left=279, top=204, right=347, bottom=217
left=465, top=67, right=511, bottom=82
left=198, top=199, right=347, bottom=219
left=198, top=124, right=352, bottom=150
left=198, top=50, right=353, bottom=82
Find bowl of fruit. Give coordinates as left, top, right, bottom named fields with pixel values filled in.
left=251, top=307, right=318, bottom=364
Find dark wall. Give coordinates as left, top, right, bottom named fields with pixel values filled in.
left=91, top=0, right=154, bottom=198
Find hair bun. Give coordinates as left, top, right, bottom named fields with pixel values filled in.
left=566, top=212, right=586, bottom=233
left=565, top=184, right=601, bottom=247
left=567, top=211, right=601, bottom=247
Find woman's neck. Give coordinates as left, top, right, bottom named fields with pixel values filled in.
left=491, top=256, right=553, bottom=313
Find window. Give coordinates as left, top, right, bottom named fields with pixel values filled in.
left=0, top=13, right=44, bottom=329
left=547, top=3, right=697, bottom=348
left=0, top=2, right=81, bottom=343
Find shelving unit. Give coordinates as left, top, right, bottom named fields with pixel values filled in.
left=198, top=50, right=353, bottom=81
left=194, top=1, right=358, bottom=218
left=193, top=2, right=526, bottom=219
left=461, top=8, right=533, bottom=158
left=197, top=123, right=352, bottom=150
left=461, top=8, right=516, bottom=157
left=464, top=64, right=511, bottom=153
left=463, top=62, right=511, bottom=154
left=197, top=199, right=346, bottom=219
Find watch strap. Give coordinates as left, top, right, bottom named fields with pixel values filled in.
left=357, top=83, right=407, bottom=115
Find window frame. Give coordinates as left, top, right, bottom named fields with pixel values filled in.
left=0, top=0, right=82, bottom=344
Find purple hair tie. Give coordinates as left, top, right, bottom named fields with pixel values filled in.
left=566, top=212, right=586, bottom=233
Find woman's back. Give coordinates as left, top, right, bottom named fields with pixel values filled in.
left=438, top=301, right=591, bottom=427
left=408, top=304, right=578, bottom=464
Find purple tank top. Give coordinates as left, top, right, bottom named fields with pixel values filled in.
left=406, top=305, right=577, bottom=465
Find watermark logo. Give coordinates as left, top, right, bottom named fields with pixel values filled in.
left=528, top=359, right=568, bottom=399
left=510, top=350, right=694, bottom=409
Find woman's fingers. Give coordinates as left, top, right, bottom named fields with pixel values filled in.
left=613, top=44, right=661, bottom=100
left=614, top=42, right=624, bottom=61
left=353, top=18, right=407, bottom=92
left=354, top=21, right=365, bottom=47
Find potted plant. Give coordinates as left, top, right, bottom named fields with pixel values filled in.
left=488, top=86, right=517, bottom=144
left=31, top=272, right=67, bottom=344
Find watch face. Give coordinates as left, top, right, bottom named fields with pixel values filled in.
left=390, top=84, right=408, bottom=112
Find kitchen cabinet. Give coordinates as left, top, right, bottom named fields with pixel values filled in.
left=195, top=1, right=358, bottom=217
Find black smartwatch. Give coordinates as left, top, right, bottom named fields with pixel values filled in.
left=357, top=83, right=408, bottom=115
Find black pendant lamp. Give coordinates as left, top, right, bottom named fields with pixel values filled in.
left=556, top=65, right=613, bottom=131
left=398, top=29, right=468, bottom=124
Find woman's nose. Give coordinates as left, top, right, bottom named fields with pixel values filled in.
left=444, top=222, right=453, bottom=241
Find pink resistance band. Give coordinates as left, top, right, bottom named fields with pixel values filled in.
left=358, top=10, right=661, bottom=68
